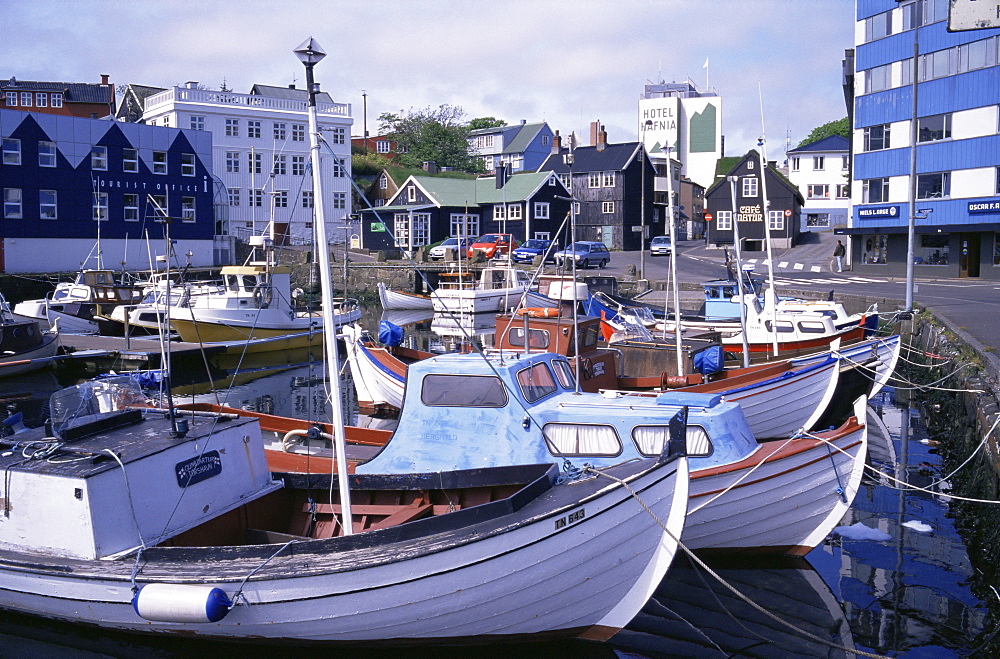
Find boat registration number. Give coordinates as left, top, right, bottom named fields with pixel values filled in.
left=555, top=508, right=586, bottom=530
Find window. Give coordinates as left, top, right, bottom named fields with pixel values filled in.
left=807, top=184, right=829, bottom=200
left=181, top=196, right=196, bottom=222
left=407, top=186, right=417, bottom=203
left=292, top=124, right=305, bottom=141
left=602, top=201, right=615, bottom=214
left=250, top=189, right=263, bottom=207
left=162, top=116, right=170, bottom=127
left=179, top=153, right=195, bottom=176
left=292, top=155, right=306, bottom=176
left=958, top=37, right=997, bottom=73
left=864, top=63, right=893, bottom=94
left=534, top=202, right=550, bottom=219
left=333, top=192, right=345, bottom=209
left=39, top=190, right=57, bottom=219
left=123, top=148, right=138, bottom=172
left=273, top=123, right=286, bottom=140
left=302, top=191, right=313, bottom=208
left=836, top=184, right=850, bottom=199
left=791, top=157, right=800, bottom=171
left=633, top=425, right=711, bottom=458
left=768, top=210, right=784, bottom=231
left=376, top=140, right=390, bottom=153
left=558, top=173, right=571, bottom=189
left=842, top=155, right=850, bottom=170
left=247, top=120, right=261, bottom=138
left=516, top=363, right=558, bottom=402
left=228, top=188, right=240, bottom=206
left=20, top=92, right=31, bottom=107
left=330, top=127, right=346, bottom=145
left=225, top=118, right=239, bottom=137
left=35, top=93, right=47, bottom=108
left=742, top=177, right=758, bottom=197
left=272, top=154, right=286, bottom=176
left=190, top=116, right=205, bottom=131
left=864, top=10, right=892, bottom=42
left=918, top=113, right=952, bottom=142
left=864, top=124, right=891, bottom=151
left=50, top=93, right=62, bottom=108
left=124, top=193, right=139, bottom=221
left=274, top=191, right=288, bottom=208
left=588, top=172, right=601, bottom=188
left=152, top=150, right=167, bottom=174
left=602, top=171, right=615, bottom=187
left=3, top=188, right=22, bottom=219
left=2, top=138, right=20, bottom=165
left=420, top=374, right=507, bottom=407
left=5, top=92, right=16, bottom=106
left=806, top=213, right=830, bottom=228
left=542, top=423, right=621, bottom=457
left=249, top=152, right=262, bottom=174
left=226, top=151, right=240, bottom=173
left=812, top=156, right=825, bottom=171
left=508, top=327, right=551, bottom=350
left=450, top=213, right=479, bottom=237
left=917, top=233, right=949, bottom=265
left=863, top=177, right=890, bottom=204
left=494, top=205, right=506, bottom=221
left=716, top=210, right=732, bottom=231
left=90, top=146, right=107, bottom=170
left=92, top=192, right=108, bottom=221
left=863, top=234, right=888, bottom=264
left=507, top=203, right=522, bottom=220
left=916, top=172, right=950, bottom=199
left=38, top=141, right=56, bottom=167
left=332, top=161, right=346, bottom=177
left=150, top=194, right=167, bottom=221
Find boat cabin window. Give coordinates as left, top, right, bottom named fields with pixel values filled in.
left=797, top=320, right=829, bottom=334
left=420, top=374, right=508, bottom=407
left=542, top=423, right=622, bottom=456
left=578, top=325, right=600, bottom=351
left=552, top=359, right=576, bottom=389
left=764, top=320, right=795, bottom=333
left=633, top=424, right=712, bottom=457
left=515, top=362, right=559, bottom=402
left=508, top=327, right=549, bottom=349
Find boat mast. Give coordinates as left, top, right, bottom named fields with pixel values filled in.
left=757, top=85, right=780, bottom=357
left=726, top=176, right=751, bottom=366
left=665, top=147, right=683, bottom=376
left=296, top=37, right=353, bottom=534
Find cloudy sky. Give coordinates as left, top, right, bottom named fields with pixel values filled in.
left=4, top=0, right=855, bottom=157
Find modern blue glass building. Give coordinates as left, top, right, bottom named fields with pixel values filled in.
left=1, top=108, right=218, bottom=273
left=846, top=0, right=1000, bottom=279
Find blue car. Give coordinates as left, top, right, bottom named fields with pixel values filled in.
left=511, top=239, right=556, bottom=264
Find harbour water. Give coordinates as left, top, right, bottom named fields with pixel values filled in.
left=0, top=309, right=992, bottom=657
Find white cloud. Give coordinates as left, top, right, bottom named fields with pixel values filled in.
left=3, top=0, right=854, bottom=155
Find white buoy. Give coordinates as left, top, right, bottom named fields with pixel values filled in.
left=132, top=583, right=232, bottom=623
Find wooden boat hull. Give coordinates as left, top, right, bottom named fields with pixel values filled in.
left=377, top=282, right=433, bottom=310
left=0, top=449, right=688, bottom=643
left=0, top=331, right=60, bottom=377
left=685, top=402, right=868, bottom=555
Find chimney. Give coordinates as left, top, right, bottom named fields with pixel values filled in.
left=590, top=121, right=600, bottom=146
left=597, top=125, right=607, bottom=152
left=288, top=83, right=296, bottom=89
left=185, top=81, right=199, bottom=89
left=551, top=130, right=562, bottom=154
left=520, top=119, right=526, bottom=125
left=101, top=74, right=109, bottom=85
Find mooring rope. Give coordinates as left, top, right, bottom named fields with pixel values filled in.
left=583, top=464, right=892, bottom=659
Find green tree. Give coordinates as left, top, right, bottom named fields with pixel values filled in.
left=797, top=117, right=850, bottom=148
left=468, top=116, right=507, bottom=130
left=378, top=105, right=483, bottom=173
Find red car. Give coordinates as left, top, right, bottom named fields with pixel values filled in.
left=467, top=233, right=519, bottom=259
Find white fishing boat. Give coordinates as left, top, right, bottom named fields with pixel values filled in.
left=0, top=293, right=60, bottom=377
left=431, top=262, right=552, bottom=314
left=377, top=281, right=433, bottom=310
left=13, top=269, right=142, bottom=334
left=100, top=275, right=222, bottom=336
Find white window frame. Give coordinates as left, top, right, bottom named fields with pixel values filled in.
left=807, top=184, right=829, bottom=200
left=38, top=141, right=56, bottom=167
left=330, top=127, right=346, bottom=145
left=273, top=122, right=286, bottom=140
left=302, top=190, right=313, bottom=208
left=333, top=192, right=346, bottom=209
left=92, top=192, right=108, bottom=222
left=3, top=188, right=22, bottom=219
left=742, top=177, right=758, bottom=198
left=274, top=191, right=288, bottom=208
left=602, top=171, right=615, bottom=187
left=272, top=154, right=286, bottom=176
left=20, top=92, right=31, bottom=107
left=494, top=205, right=506, bottom=221
left=450, top=213, right=479, bottom=237
left=2, top=138, right=21, bottom=165
left=768, top=210, right=784, bottom=231
left=534, top=202, right=550, bottom=219
left=190, top=116, right=205, bottom=131
left=123, top=147, right=138, bottom=172
left=5, top=92, right=16, bottom=106
left=249, top=152, right=262, bottom=174
left=181, top=196, right=196, bottom=222
left=377, top=140, right=390, bottom=153
left=91, top=146, right=108, bottom=170
left=152, top=150, right=167, bottom=174
left=836, top=184, right=850, bottom=199
left=602, top=201, right=615, bottom=214
left=790, top=156, right=800, bottom=171
left=292, top=124, right=305, bottom=141
left=292, top=155, right=305, bottom=176
left=588, top=172, right=601, bottom=188
left=407, top=186, right=417, bottom=203
left=863, top=177, right=890, bottom=204
left=124, top=193, right=139, bottom=221
left=812, top=156, right=825, bottom=171
left=508, top=203, right=523, bottom=220
left=35, top=93, right=47, bottom=108
left=150, top=194, right=167, bottom=222
left=247, top=120, right=261, bottom=138
left=226, top=151, right=240, bottom=173
left=50, top=93, right=62, bottom=108
left=225, top=118, right=239, bottom=137
left=716, top=210, right=732, bottom=231
left=228, top=188, right=240, bottom=207
left=181, top=153, right=195, bottom=176
left=250, top=189, right=263, bottom=207
left=39, top=189, right=57, bottom=219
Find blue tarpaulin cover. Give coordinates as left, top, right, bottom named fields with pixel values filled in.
left=694, top=345, right=724, bottom=376
left=378, top=321, right=405, bottom=347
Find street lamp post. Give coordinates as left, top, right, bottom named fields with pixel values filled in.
left=294, top=36, right=353, bottom=533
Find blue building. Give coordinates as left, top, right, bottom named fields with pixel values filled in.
left=1, top=108, right=219, bottom=273
left=845, top=0, right=1000, bottom=279
left=469, top=121, right=555, bottom=174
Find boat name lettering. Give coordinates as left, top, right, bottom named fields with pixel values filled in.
left=175, top=451, right=222, bottom=487
left=555, top=508, right=586, bottom=530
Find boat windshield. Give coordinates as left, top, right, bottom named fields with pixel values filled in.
left=48, top=377, right=147, bottom=437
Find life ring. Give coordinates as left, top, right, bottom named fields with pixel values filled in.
left=252, top=284, right=273, bottom=309
left=517, top=307, right=559, bottom=318
left=579, top=357, right=593, bottom=380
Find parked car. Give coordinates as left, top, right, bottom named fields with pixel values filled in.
left=511, top=239, right=557, bottom=264
left=468, top=234, right=518, bottom=259
left=650, top=235, right=673, bottom=256
left=554, top=241, right=611, bottom=269
left=428, top=237, right=469, bottom=261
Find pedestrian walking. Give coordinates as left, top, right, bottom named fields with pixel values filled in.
left=833, top=240, right=846, bottom=272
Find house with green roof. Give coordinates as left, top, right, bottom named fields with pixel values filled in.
left=704, top=150, right=804, bottom=250
left=357, top=171, right=571, bottom=253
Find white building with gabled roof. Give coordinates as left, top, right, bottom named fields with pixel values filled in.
left=139, top=81, right=353, bottom=247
